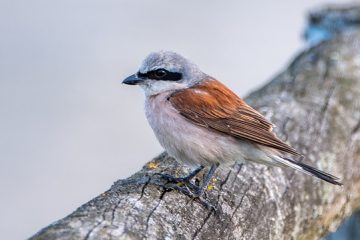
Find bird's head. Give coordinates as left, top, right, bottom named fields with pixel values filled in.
left=123, top=51, right=206, bottom=96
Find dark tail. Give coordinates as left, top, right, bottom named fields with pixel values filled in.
left=283, top=157, right=343, bottom=185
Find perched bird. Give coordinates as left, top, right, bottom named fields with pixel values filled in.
left=123, top=51, right=342, bottom=196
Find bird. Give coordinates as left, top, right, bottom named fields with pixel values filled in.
left=122, top=51, right=342, bottom=197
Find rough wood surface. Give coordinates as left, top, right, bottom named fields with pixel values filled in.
left=30, top=16, right=360, bottom=240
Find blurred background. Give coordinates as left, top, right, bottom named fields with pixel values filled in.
left=0, top=0, right=351, bottom=239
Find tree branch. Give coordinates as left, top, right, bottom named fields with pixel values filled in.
left=30, top=6, right=360, bottom=240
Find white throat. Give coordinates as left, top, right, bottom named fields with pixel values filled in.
left=140, top=81, right=188, bottom=97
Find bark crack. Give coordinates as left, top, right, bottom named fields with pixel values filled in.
left=352, top=119, right=360, bottom=134
left=191, top=209, right=214, bottom=240
left=145, top=189, right=167, bottom=233
left=319, top=70, right=337, bottom=131
left=320, top=83, right=336, bottom=121
left=110, top=198, right=124, bottom=227
left=84, top=209, right=107, bottom=240
left=138, top=176, right=151, bottom=201
left=230, top=179, right=253, bottom=221
left=239, top=191, right=266, bottom=239
left=230, top=163, right=243, bottom=189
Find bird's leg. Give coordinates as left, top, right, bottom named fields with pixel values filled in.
left=163, top=183, right=217, bottom=210
left=155, top=165, right=204, bottom=184
left=193, top=163, right=219, bottom=197
left=159, top=164, right=219, bottom=211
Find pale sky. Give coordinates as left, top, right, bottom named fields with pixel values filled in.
left=0, top=0, right=347, bottom=239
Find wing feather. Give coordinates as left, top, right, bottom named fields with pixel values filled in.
left=168, top=79, right=300, bottom=156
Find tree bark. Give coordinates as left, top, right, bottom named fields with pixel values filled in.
left=30, top=13, right=360, bottom=240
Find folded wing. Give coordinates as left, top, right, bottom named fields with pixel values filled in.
left=168, top=79, right=300, bottom=156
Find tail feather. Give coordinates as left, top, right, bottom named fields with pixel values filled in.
left=272, top=156, right=343, bottom=185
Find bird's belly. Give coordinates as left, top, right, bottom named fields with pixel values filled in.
left=145, top=95, right=245, bottom=168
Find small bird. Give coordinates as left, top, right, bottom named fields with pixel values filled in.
left=123, top=51, right=342, bottom=197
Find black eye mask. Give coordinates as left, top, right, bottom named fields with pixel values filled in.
left=137, top=68, right=182, bottom=81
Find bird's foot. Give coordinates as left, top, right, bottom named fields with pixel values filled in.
left=164, top=183, right=217, bottom=211
left=154, top=165, right=204, bottom=185
left=155, top=173, right=200, bottom=192
left=155, top=173, right=191, bottom=183
left=153, top=165, right=218, bottom=211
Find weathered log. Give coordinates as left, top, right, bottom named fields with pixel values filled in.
left=30, top=8, right=360, bottom=240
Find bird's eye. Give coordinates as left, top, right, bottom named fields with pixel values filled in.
left=154, top=69, right=167, bottom=79
left=146, top=69, right=182, bottom=81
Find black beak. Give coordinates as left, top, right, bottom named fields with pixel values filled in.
left=122, top=74, right=144, bottom=85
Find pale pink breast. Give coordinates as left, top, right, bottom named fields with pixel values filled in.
left=144, top=92, right=247, bottom=168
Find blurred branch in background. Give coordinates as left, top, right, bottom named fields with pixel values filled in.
left=326, top=209, right=360, bottom=240
left=30, top=3, right=360, bottom=240
left=304, top=4, right=360, bottom=45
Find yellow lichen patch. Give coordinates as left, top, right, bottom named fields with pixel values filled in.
left=207, top=178, right=218, bottom=191
left=147, top=161, right=159, bottom=169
